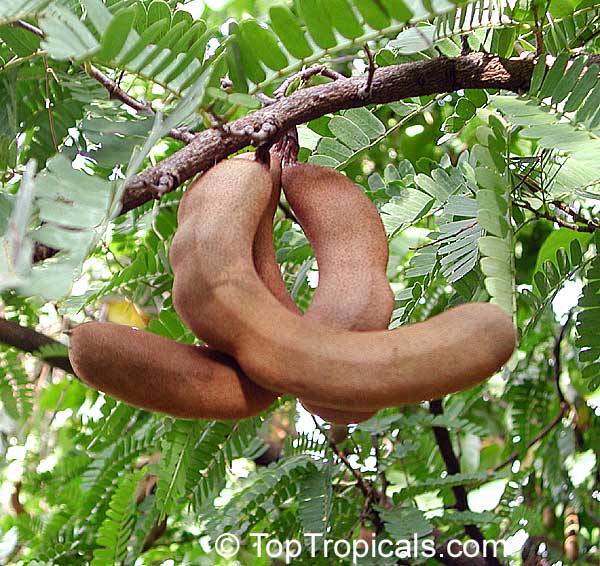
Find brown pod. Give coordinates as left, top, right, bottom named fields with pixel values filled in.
left=543, top=505, right=556, bottom=529
left=244, top=155, right=387, bottom=423
left=171, top=158, right=517, bottom=413
left=67, top=154, right=280, bottom=420
left=282, top=163, right=394, bottom=331
left=68, top=323, right=276, bottom=419
left=282, top=163, right=394, bottom=422
left=242, top=152, right=361, bottom=423
left=240, top=152, right=299, bottom=312
left=564, top=535, right=579, bottom=562
left=66, top=156, right=365, bottom=422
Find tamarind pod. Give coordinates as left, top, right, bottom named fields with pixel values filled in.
left=239, top=153, right=299, bottom=312
left=543, top=505, right=556, bottom=529
left=282, top=163, right=394, bottom=331
left=564, top=535, right=579, bottom=561
left=238, top=154, right=371, bottom=424
left=171, top=159, right=517, bottom=412
left=282, top=163, right=394, bottom=422
left=68, top=322, right=276, bottom=419
left=67, top=155, right=279, bottom=420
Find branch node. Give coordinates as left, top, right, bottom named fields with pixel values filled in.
left=358, top=44, right=376, bottom=99
left=156, top=174, right=176, bottom=195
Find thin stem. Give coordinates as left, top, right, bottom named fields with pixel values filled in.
left=430, top=400, right=501, bottom=566
left=493, top=314, right=573, bottom=473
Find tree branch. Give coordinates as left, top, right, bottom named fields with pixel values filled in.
left=312, top=417, right=384, bottom=532
left=32, top=52, right=534, bottom=262
left=515, top=199, right=599, bottom=233
left=14, top=20, right=196, bottom=145
left=492, top=314, right=572, bottom=473
left=0, top=317, right=72, bottom=373
left=124, top=53, right=532, bottom=202
left=430, top=400, right=501, bottom=566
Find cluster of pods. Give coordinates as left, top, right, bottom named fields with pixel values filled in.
left=69, top=153, right=517, bottom=424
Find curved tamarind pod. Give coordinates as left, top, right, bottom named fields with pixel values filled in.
left=237, top=153, right=298, bottom=312
left=282, top=163, right=394, bottom=423
left=282, top=163, right=394, bottom=331
left=67, top=155, right=280, bottom=419
left=238, top=153, right=372, bottom=424
left=68, top=323, right=276, bottom=419
left=171, top=159, right=517, bottom=413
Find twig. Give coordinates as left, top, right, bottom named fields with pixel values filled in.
left=515, top=199, right=598, bottom=232
left=552, top=201, right=600, bottom=232
left=492, top=409, right=566, bottom=473
left=86, top=62, right=152, bottom=113
left=493, top=314, right=573, bottom=473
left=430, top=400, right=501, bottom=566
left=0, top=317, right=72, bottom=373
left=13, top=19, right=43, bottom=37
left=312, top=416, right=384, bottom=532
left=278, top=200, right=298, bottom=224
left=273, top=64, right=346, bottom=99
left=15, top=20, right=197, bottom=145
left=371, top=433, right=388, bottom=500
left=312, top=416, right=370, bottom=498
left=552, top=311, right=571, bottom=405
left=360, top=44, right=376, bottom=98
left=346, top=490, right=373, bottom=539
left=42, top=56, right=58, bottom=149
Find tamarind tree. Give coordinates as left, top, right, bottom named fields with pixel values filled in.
left=0, top=0, right=599, bottom=564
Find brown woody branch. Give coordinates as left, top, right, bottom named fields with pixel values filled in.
left=516, top=199, right=599, bottom=233
left=0, top=316, right=72, bottom=373
left=122, top=53, right=532, bottom=205
left=32, top=52, right=534, bottom=261
left=430, top=400, right=501, bottom=566
left=492, top=314, right=572, bottom=473
left=312, top=417, right=384, bottom=533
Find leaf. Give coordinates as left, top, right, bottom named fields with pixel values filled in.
left=343, top=107, right=386, bottom=140
left=39, top=4, right=100, bottom=60
left=533, top=229, right=590, bottom=283
left=96, top=6, right=136, bottom=61
left=389, top=25, right=436, bottom=54
left=328, top=115, right=370, bottom=150
left=323, top=0, right=364, bottom=39
left=296, top=0, right=336, bottom=49
left=381, top=189, right=433, bottom=235
left=552, top=55, right=587, bottom=105
left=298, top=465, right=332, bottom=542
left=538, top=52, right=570, bottom=100
left=529, top=56, right=548, bottom=96
left=354, top=0, right=391, bottom=29
left=240, top=19, right=288, bottom=71
left=269, top=4, right=312, bottom=59
left=380, top=506, right=432, bottom=540
left=379, top=0, right=412, bottom=21
left=146, top=0, right=171, bottom=32
left=564, top=64, right=600, bottom=112
left=577, top=254, right=600, bottom=390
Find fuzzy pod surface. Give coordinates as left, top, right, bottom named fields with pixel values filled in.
left=171, top=158, right=518, bottom=413
left=282, top=162, right=394, bottom=422
left=67, top=155, right=281, bottom=420
left=68, top=323, right=275, bottom=419
left=234, top=155, right=383, bottom=423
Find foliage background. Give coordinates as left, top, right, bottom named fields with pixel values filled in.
left=0, top=0, right=599, bottom=564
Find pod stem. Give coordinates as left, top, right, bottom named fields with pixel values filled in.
left=274, top=127, right=300, bottom=168
left=254, top=143, right=272, bottom=167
